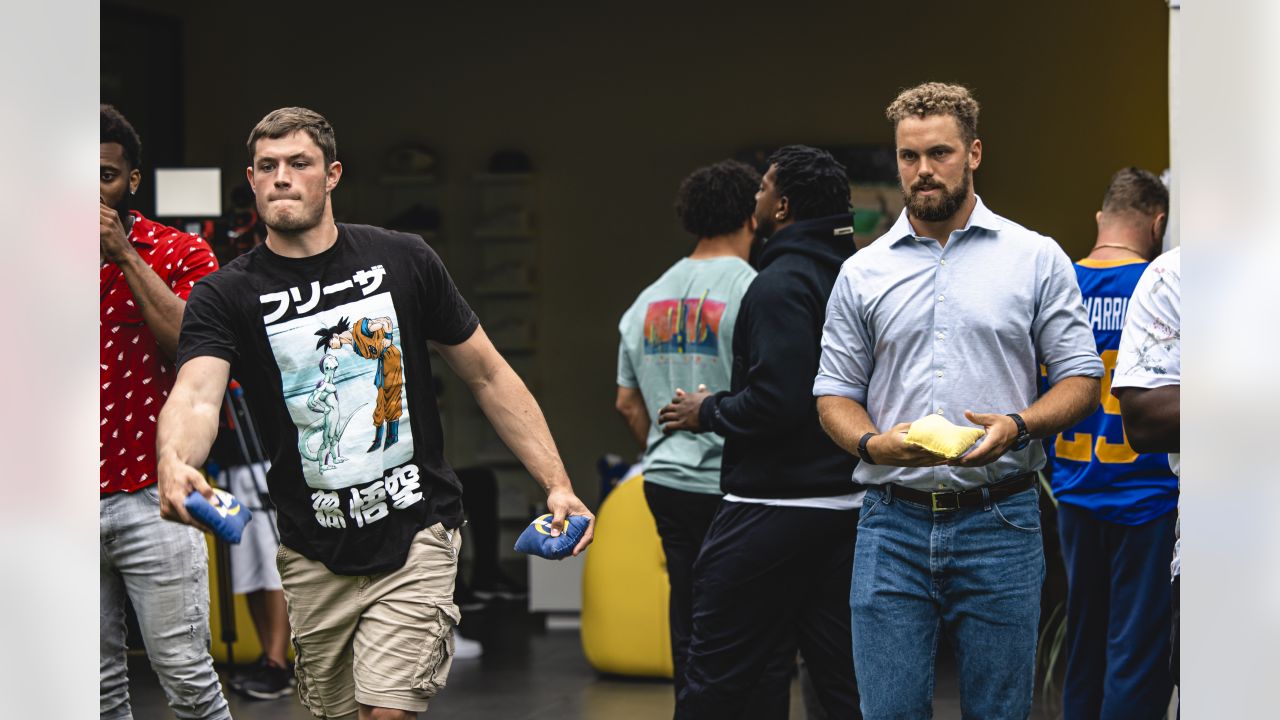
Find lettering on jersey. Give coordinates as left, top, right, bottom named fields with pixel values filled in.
left=1054, top=349, right=1138, bottom=464
left=643, top=293, right=727, bottom=357
left=1082, top=296, right=1130, bottom=332
left=310, top=463, right=424, bottom=529
left=259, top=264, right=387, bottom=324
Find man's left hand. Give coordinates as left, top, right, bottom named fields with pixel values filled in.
left=658, top=385, right=711, bottom=433
left=948, top=411, right=1020, bottom=467
left=100, top=200, right=133, bottom=265
left=546, top=486, right=595, bottom=557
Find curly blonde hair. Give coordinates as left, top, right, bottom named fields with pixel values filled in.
left=885, top=82, right=981, bottom=146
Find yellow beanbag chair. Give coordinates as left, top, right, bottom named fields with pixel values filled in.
left=580, top=474, right=673, bottom=678
left=904, top=414, right=985, bottom=459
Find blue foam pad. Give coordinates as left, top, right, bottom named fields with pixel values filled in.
left=184, top=488, right=252, bottom=544
left=513, top=513, right=590, bottom=560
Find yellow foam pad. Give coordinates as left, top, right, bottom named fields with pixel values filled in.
left=903, top=414, right=985, bottom=459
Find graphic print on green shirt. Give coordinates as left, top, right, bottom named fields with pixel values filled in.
left=617, top=257, right=755, bottom=495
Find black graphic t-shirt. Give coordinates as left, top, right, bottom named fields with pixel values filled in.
left=178, top=224, right=478, bottom=575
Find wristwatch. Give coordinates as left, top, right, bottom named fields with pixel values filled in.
left=857, top=432, right=878, bottom=464
left=1006, top=413, right=1031, bottom=451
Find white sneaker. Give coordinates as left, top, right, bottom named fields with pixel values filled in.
left=453, top=630, right=483, bottom=659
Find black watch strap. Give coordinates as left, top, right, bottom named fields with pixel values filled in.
left=1007, top=413, right=1031, bottom=450
left=857, top=432, right=878, bottom=464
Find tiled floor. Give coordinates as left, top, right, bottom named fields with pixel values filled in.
left=123, top=604, right=1049, bottom=719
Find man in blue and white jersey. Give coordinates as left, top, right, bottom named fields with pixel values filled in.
left=1050, top=167, right=1176, bottom=720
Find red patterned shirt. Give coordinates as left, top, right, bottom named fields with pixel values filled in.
left=100, top=211, right=219, bottom=494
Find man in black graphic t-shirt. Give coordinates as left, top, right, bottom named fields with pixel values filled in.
left=156, top=107, right=594, bottom=719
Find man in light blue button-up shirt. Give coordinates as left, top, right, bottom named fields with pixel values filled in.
left=814, top=82, right=1102, bottom=720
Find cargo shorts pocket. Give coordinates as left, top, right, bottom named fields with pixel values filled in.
left=413, top=603, right=462, bottom=698
left=289, top=636, right=321, bottom=715
left=276, top=544, right=291, bottom=578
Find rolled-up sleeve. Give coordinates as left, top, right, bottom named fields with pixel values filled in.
left=1033, top=242, right=1104, bottom=384
left=813, top=271, right=873, bottom=403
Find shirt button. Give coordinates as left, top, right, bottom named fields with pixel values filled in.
left=936, top=294, right=945, bottom=302
left=936, top=332, right=944, bottom=340
left=940, top=259, right=947, bottom=265
left=935, top=370, right=944, bottom=378
left=936, top=408, right=944, bottom=414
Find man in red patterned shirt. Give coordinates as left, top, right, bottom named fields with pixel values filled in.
left=99, top=104, right=231, bottom=720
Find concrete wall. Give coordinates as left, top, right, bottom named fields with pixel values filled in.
left=105, top=0, right=1169, bottom=506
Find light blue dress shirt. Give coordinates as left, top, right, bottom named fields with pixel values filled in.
left=813, top=196, right=1103, bottom=492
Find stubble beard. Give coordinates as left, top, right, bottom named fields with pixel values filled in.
left=904, top=167, right=971, bottom=223
left=113, top=195, right=132, bottom=222
left=110, top=185, right=135, bottom=231
left=262, top=194, right=326, bottom=234
left=753, top=207, right=776, bottom=243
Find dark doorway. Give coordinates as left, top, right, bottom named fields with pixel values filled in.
left=101, top=5, right=185, bottom=219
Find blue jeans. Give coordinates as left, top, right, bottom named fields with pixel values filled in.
left=851, top=484, right=1045, bottom=720
left=100, top=487, right=230, bottom=719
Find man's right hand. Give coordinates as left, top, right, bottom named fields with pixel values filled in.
left=157, top=453, right=214, bottom=530
left=867, top=423, right=949, bottom=467
left=658, top=385, right=711, bottom=433
left=100, top=200, right=134, bottom=266
left=546, top=485, right=596, bottom=557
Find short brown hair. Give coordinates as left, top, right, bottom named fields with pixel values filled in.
left=885, top=82, right=981, bottom=146
left=1101, top=167, right=1168, bottom=218
left=247, top=107, right=337, bottom=166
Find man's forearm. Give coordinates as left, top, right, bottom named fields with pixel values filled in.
left=1119, top=385, right=1180, bottom=453
left=816, top=395, right=878, bottom=455
left=118, top=253, right=186, bottom=360
left=1022, top=375, right=1100, bottom=438
left=474, top=364, right=572, bottom=493
left=156, top=386, right=221, bottom=469
left=154, top=357, right=233, bottom=525
left=617, top=404, right=649, bottom=447
left=614, top=387, right=650, bottom=447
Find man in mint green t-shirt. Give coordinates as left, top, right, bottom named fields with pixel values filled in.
left=615, top=159, right=758, bottom=704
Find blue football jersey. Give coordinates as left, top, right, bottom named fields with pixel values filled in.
left=1046, top=258, right=1178, bottom=525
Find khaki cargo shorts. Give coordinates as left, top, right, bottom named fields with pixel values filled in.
left=278, top=523, right=463, bottom=718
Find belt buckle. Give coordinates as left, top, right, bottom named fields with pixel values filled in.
left=931, top=491, right=960, bottom=513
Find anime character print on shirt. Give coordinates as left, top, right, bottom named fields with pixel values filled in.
left=266, top=291, right=414, bottom=492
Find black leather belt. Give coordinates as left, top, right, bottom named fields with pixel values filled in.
left=886, top=472, right=1037, bottom=513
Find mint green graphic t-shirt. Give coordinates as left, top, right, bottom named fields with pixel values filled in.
left=617, top=256, right=756, bottom=494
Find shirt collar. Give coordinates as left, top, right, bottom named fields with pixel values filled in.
left=888, top=194, right=1001, bottom=246
left=126, top=210, right=157, bottom=249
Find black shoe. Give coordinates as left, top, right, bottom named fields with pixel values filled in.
left=236, top=661, right=295, bottom=701
left=227, top=655, right=264, bottom=692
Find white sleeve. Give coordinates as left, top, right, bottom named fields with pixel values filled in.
left=1112, top=250, right=1181, bottom=393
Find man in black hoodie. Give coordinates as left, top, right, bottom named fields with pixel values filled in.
left=659, top=145, right=863, bottom=719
